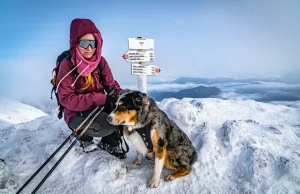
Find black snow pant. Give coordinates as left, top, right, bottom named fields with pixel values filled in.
left=68, top=110, right=121, bottom=146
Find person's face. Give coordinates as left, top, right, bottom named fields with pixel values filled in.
left=78, top=33, right=96, bottom=59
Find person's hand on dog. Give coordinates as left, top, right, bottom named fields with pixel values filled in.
left=104, top=94, right=117, bottom=113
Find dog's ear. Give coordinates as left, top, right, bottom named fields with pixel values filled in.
left=132, top=92, right=145, bottom=108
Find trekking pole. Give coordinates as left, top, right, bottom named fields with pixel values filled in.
left=31, top=107, right=105, bottom=194
left=15, top=133, right=75, bottom=194
left=16, top=106, right=100, bottom=194
left=31, top=88, right=116, bottom=194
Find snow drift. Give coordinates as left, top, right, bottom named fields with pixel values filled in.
left=0, top=98, right=300, bottom=194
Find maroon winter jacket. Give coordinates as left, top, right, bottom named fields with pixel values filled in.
left=56, top=18, right=122, bottom=125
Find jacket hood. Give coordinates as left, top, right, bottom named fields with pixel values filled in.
left=70, top=18, right=101, bottom=49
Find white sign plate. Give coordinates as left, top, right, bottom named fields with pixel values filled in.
left=123, top=50, right=155, bottom=62
left=128, top=38, right=154, bottom=50
left=131, top=63, right=160, bottom=76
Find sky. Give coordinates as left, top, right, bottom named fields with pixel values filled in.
left=0, top=0, right=299, bottom=101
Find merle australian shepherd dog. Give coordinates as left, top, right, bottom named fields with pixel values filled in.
left=107, top=90, right=198, bottom=188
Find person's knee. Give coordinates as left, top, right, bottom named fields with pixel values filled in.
left=87, top=124, right=116, bottom=138
left=68, top=116, right=85, bottom=131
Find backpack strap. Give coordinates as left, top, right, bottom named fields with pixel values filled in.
left=51, top=50, right=72, bottom=119
left=57, top=50, right=71, bottom=63
left=94, top=61, right=104, bottom=76
left=63, top=50, right=78, bottom=78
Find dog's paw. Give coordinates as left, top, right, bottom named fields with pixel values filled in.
left=165, top=175, right=175, bottom=182
left=148, top=178, right=160, bottom=188
left=133, top=153, right=143, bottom=165
left=145, top=152, right=154, bottom=160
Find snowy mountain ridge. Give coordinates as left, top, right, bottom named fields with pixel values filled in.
left=0, top=97, right=300, bottom=193
left=0, top=97, right=48, bottom=129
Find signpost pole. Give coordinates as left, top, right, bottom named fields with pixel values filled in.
left=136, top=37, right=147, bottom=94
left=137, top=62, right=147, bottom=94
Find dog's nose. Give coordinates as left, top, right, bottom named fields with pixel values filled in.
left=107, top=116, right=112, bottom=123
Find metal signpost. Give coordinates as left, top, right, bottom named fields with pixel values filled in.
left=123, top=37, right=161, bottom=94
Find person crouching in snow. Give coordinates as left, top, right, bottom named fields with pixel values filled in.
left=56, top=18, right=127, bottom=159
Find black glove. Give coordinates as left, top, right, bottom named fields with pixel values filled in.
left=104, top=94, right=117, bottom=113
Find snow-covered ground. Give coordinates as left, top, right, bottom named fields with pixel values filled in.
left=0, top=97, right=300, bottom=193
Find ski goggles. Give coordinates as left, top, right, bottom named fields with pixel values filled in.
left=77, top=40, right=97, bottom=49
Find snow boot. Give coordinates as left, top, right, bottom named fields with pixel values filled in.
left=98, top=140, right=127, bottom=159
left=80, top=140, right=98, bottom=153
left=98, top=131, right=127, bottom=159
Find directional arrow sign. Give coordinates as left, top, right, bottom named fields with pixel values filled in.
left=131, top=63, right=161, bottom=76
left=128, top=38, right=154, bottom=50
left=122, top=50, right=155, bottom=63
